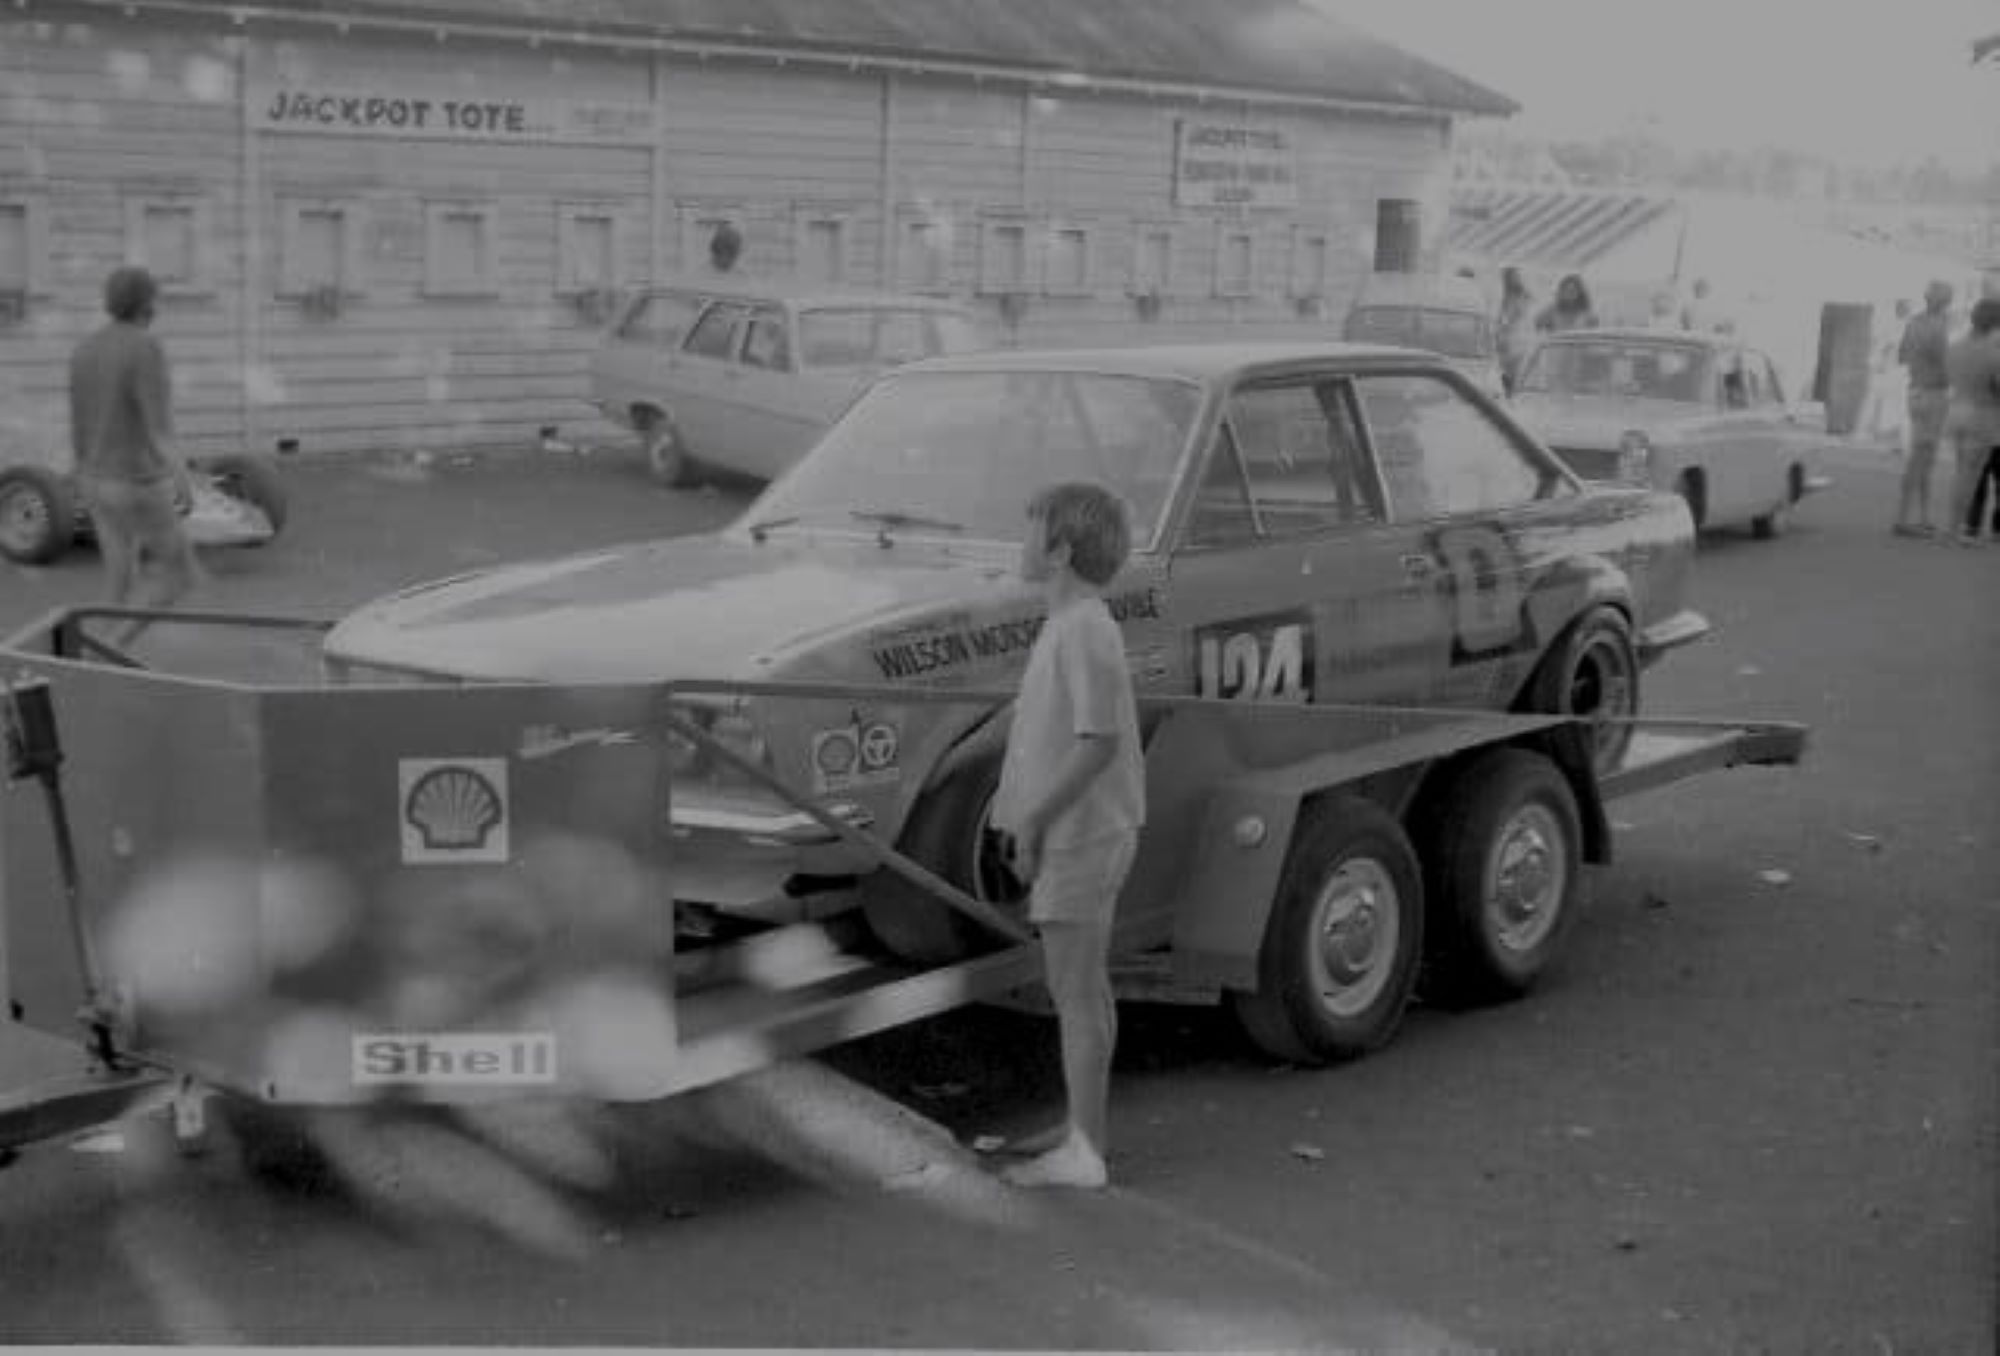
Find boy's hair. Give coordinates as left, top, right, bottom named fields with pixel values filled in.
left=103, top=266, right=157, bottom=323
left=1028, top=481, right=1131, bottom=586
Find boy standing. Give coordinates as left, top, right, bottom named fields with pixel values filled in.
left=991, top=482, right=1146, bottom=1190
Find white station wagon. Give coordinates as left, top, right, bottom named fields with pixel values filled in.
left=591, top=279, right=985, bottom=486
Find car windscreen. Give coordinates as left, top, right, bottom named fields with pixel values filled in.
left=1342, top=307, right=1493, bottom=360
left=1518, top=339, right=1710, bottom=401
left=743, top=370, right=1202, bottom=545
left=799, top=308, right=983, bottom=369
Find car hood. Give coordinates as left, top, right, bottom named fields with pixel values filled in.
left=324, top=532, right=1028, bottom=683
left=1510, top=393, right=1704, bottom=448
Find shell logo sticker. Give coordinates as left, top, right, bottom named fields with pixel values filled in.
left=811, top=721, right=901, bottom=794
left=400, top=758, right=509, bottom=865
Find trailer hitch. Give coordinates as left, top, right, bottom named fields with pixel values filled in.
left=3, top=675, right=126, bottom=1070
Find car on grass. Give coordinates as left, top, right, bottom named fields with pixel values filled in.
left=1508, top=327, right=1832, bottom=538
left=326, top=342, right=1710, bottom=960
left=589, top=277, right=985, bottom=487
left=0, top=455, right=288, bottom=566
left=1340, top=273, right=1507, bottom=401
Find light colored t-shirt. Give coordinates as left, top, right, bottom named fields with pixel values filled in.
left=992, top=595, right=1145, bottom=852
left=69, top=320, right=173, bottom=485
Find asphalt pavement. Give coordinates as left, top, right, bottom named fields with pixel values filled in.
left=0, top=440, right=1993, bottom=1351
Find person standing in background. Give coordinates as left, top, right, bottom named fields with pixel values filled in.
left=1892, top=281, right=1954, bottom=536
left=1865, top=298, right=1913, bottom=449
left=704, top=221, right=744, bottom=277
left=1496, top=267, right=1535, bottom=395
left=1942, top=298, right=2000, bottom=546
left=1535, top=274, right=1597, bottom=334
left=67, top=265, right=201, bottom=647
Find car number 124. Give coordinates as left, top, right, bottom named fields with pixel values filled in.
left=1195, top=612, right=1313, bottom=702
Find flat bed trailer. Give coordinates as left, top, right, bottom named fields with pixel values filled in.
left=0, top=608, right=1806, bottom=1160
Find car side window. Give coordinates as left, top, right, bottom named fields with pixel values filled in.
left=1352, top=373, right=1548, bottom=520
left=1719, top=351, right=1751, bottom=409
left=1228, top=382, right=1383, bottom=536
left=617, top=292, right=702, bottom=348
left=741, top=308, right=792, bottom=371
left=682, top=303, right=748, bottom=361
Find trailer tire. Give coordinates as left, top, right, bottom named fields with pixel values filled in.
left=1523, top=605, right=1637, bottom=776
left=1420, top=748, right=1581, bottom=1006
left=1226, top=797, right=1424, bottom=1065
left=858, top=753, right=1027, bottom=965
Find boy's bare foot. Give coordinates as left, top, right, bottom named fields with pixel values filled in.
left=1002, top=1134, right=1108, bottom=1190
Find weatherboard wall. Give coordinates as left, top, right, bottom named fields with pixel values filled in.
left=0, top=4, right=1455, bottom=459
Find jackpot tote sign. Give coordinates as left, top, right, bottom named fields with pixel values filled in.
left=1173, top=120, right=1300, bottom=209
left=253, top=81, right=653, bottom=145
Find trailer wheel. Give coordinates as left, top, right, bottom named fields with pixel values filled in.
left=1420, top=748, right=1581, bottom=1006
left=200, top=453, right=289, bottom=537
left=1524, top=605, right=1637, bottom=776
left=1226, top=797, right=1424, bottom=1065
left=0, top=466, right=77, bottom=565
left=858, top=753, right=1026, bottom=964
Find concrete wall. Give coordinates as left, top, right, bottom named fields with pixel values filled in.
left=0, top=4, right=1455, bottom=460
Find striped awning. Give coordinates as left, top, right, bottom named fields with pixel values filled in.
left=1447, top=188, right=1680, bottom=270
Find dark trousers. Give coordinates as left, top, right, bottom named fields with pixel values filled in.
left=1969, top=446, right=2000, bottom=535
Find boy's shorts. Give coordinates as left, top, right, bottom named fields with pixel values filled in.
left=1029, top=831, right=1139, bottom=926
left=77, top=473, right=191, bottom=566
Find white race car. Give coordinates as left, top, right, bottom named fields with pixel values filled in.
left=0, top=455, right=287, bottom=565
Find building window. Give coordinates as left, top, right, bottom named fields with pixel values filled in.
left=792, top=207, right=853, bottom=286
left=1375, top=199, right=1422, bottom=273
left=896, top=213, right=954, bottom=294
left=1129, top=223, right=1176, bottom=297
left=977, top=216, right=1033, bottom=295
left=424, top=202, right=498, bottom=297
left=677, top=204, right=748, bottom=274
left=557, top=205, right=620, bottom=294
left=1214, top=226, right=1256, bottom=298
left=0, top=197, right=50, bottom=296
left=1290, top=226, right=1331, bottom=300
left=125, top=196, right=213, bottom=294
left=278, top=198, right=366, bottom=297
left=1043, top=221, right=1096, bottom=297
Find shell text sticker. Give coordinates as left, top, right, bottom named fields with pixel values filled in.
left=399, top=758, right=510, bottom=865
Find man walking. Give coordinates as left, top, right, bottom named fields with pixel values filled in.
left=1943, top=298, right=2000, bottom=546
left=68, top=265, right=200, bottom=646
left=1892, top=281, right=1954, bottom=536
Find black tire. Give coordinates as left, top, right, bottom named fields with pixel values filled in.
left=1676, top=470, right=1706, bottom=532
left=1418, top=748, right=1582, bottom=1006
left=858, top=753, right=1027, bottom=965
left=0, top=465, right=77, bottom=565
left=200, top=453, right=289, bottom=537
left=636, top=409, right=697, bottom=489
left=1524, top=605, right=1637, bottom=777
left=215, top=1098, right=341, bottom=1193
left=1225, top=797, right=1425, bottom=1065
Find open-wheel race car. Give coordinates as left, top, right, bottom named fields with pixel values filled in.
left=0, top=454, right=288, bottom=566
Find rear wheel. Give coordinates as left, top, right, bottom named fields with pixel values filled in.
left=199, top=453, right=289, bottom=537
left=0, top=466, right=77, bottom=564
left=1523, top=606, right=1638, bottom=776
left=635, top=409, right=697, bottom=489
left=1226, top=797, right=1425, bottom=1065
left=1676, top=470, right=1706, bottom=532
left=858, top=753, right=1026, bottom=965
left=1418, top=748, right=1582, bottom=1006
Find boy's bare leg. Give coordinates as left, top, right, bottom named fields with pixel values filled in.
left=1004, top=917, right=1115, bottom=1188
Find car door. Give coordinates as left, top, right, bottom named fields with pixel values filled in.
left=671, top=300, right=754, bottom=468
left=1163, top=374, right=1451, bottom=707
left=591, top=289, right=702, bottom=423
left=728, top=304, right=822, bottom=479
left=1705, top=345, right=1770, bottom=522
left=1348, top=368, right=1577, bottom=709
left=1754, top=348, right=1816, bottom=506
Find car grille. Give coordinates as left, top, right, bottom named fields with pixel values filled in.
left=1551, top=446, right=1626, bottom=481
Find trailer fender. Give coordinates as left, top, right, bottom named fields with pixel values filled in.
left=1166, top=782, right=1307, bottom=994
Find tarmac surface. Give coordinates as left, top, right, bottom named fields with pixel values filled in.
left=0, top=438, right=1994, bottom=1351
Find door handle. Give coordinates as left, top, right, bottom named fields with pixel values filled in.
left=1400, top=553, right=1436, bottom=579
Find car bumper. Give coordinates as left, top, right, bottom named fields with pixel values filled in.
left=1637, top=608, right=1711, bottom=665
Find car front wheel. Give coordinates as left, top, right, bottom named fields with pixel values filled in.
left=858, top=752, right=1027, bottom=965
left=0, top=465, right=77, bottom=565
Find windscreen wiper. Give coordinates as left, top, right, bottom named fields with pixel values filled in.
left=849, top=509, right=965, bottom=545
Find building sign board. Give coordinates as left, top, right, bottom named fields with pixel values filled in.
left=253, top=82, right=653, bottom=145
left=1173, top=120, right=1300, bottom=209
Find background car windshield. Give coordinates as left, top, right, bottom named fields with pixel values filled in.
left=1520, top=340, right=1709, bottom=401
left=747, top=370, right=1201, bottom=543
left=1344, top=307, right=1492, bottom=360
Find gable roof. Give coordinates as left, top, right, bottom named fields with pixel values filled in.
left=210, top=0, right=1516, bottom=116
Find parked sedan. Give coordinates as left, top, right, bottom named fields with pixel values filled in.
left=590, top=278, right=984, bottom=486
left=327, top=343, right=1709, bottom=952
left=1509, top=328, right=1832, bottom=538
left=1340, top=273, right=1507, bottom=402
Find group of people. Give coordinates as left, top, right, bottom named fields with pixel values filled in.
left=1891, top=280, right=2000, bottom=545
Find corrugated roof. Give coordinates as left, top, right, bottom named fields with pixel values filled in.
left=215, top=0, right=1516, bottom=116
left=1448, top=188, right=1681, bottom=269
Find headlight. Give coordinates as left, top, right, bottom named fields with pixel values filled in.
left=1617, top=430, right=1653, bottom=483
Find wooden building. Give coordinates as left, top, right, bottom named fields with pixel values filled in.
left=0, top=0, right=1513, bottom=457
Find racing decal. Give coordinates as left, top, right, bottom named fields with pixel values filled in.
left=1195, top=610, right=1314, bottom=702
left=811, top=719, right=902, bottom=793
left=1435, top=522, right=1532, bottom=661
left=867, top=587, right=1163, bottom=681
left=400, top=757, right=509, bottom=865
left=353, top=1032, right=556, bottom=1086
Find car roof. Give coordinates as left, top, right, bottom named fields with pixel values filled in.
left=895, top=341, right=1447, bottom=382
left=1348, top=273, right=1489, bottom=314
left=1538, top=326, right=1737, bottom=351
left=637, top=275, right=972, bottom=313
